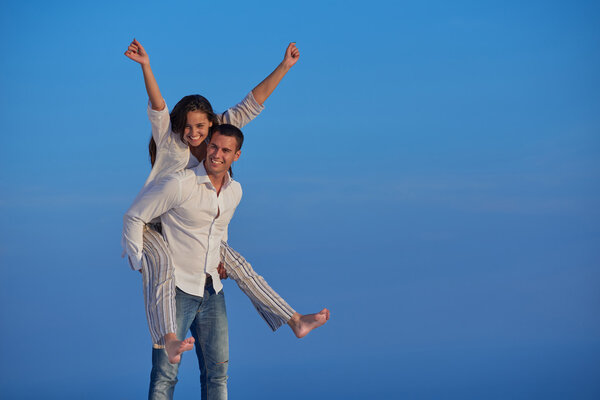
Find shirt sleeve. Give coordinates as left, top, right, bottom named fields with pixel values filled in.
left=148, top=99, right=172, bottom=149
left=219, top=91, right=265, bottom=128
left=222, top=225, right=228, bottom=243
left=121, top=173, right=186, bottom=271
left=222, top=183, right=242, bottom=244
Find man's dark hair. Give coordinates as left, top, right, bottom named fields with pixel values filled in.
left=211, top=123, right=244, bottom=151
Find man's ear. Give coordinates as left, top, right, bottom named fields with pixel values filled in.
left=233, top=150, right=241, bottom=162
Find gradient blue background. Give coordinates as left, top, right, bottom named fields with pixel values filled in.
left=1, top=0, right=599, bottom=398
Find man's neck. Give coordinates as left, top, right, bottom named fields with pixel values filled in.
left=204, top=160, right=226, bottom=195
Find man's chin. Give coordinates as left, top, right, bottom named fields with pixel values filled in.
left=204, top=164, right=225, bottom=175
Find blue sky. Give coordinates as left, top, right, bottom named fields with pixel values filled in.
left=1, top=0, right=599, bottom=398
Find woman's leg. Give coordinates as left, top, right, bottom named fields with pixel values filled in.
left=220, top=241, right=329, bottom=337
left=142, top=226, right=193, bottom=363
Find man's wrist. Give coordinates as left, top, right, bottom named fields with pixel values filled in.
left=128, top=253, right=143, bottom=271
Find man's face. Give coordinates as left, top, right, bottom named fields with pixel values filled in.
left=204, top=132, right=241, bottom=176
left=184, top=111, right=212, bottom=147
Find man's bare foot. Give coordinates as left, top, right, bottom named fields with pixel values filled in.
left=288, top=309, right=330, bottom=338
left=164, top=333, right=195, bottom=364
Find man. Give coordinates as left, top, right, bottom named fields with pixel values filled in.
left=123, top=124, right=244, bottom=400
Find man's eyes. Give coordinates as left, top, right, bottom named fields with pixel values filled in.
left=209, top=144, right=231, bottom=152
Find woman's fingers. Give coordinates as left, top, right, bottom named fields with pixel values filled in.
left=283, top=42, right=300, bottom=67
left=133, top=39, right=145, bottom=55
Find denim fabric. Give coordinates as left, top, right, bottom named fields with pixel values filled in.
left=149, top=285, right=229, bottom=400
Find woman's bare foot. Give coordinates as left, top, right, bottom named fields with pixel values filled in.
left=287, top=309, right=330, bottom=338
left=164, top=333, right=195, bottom=364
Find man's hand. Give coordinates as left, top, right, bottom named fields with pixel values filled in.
left=217, top=262, right=228, bottom=280
left=282, top=42, right=300, bottom=69
left=124, top=38, right=150, bottom=66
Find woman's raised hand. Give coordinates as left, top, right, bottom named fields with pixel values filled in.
left=124, top=38, right=150, bottom=65
left=282, top=42, right=300, bottom=69
left=124, top=38, right=164, bottom=111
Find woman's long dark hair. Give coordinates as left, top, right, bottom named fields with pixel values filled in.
left=149, top=95, right=220, bottom=166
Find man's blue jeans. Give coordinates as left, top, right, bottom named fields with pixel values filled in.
left=148, top=284, right=229, bottom=400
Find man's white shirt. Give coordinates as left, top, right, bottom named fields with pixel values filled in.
left=123, top=162, right=242, bottom=297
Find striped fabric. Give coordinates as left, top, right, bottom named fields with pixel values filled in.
left=220, top=241, right=296, bottom=331
left=141, top=226, right=177, bottom=346
left=140, top=226, right=297, bottom=346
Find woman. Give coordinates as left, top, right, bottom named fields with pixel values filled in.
left=122, top=39, right=329, bottom=364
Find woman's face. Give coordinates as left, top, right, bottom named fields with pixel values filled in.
left=184, top=110, right=212, bottom=147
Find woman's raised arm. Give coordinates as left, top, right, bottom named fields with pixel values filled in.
left=251, top=42, right=300, bottom=105
left=221, top=42, right=300, bottom=128
left=125, top=38, right=166, bottom=111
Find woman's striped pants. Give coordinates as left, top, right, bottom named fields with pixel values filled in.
left=141, top=226, right=296, bottom=346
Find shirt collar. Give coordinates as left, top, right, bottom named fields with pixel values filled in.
left=193, top=160, right=233, bottom=189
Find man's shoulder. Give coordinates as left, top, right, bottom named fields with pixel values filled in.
left=170, top=169, right=196, bottom=180
left=222, top=179, right=242, bottom=204
left=228, top=179, right=242, bottom=195
left=178, top=169, right=197, bottom=178
left=155, top=169, right=196, bottom=188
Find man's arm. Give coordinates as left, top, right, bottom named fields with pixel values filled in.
left=122, top=174, right=184, bottom=270
left=251, top=42, right=300, bottom=105
left=125, top=38, right=166, bottom=111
